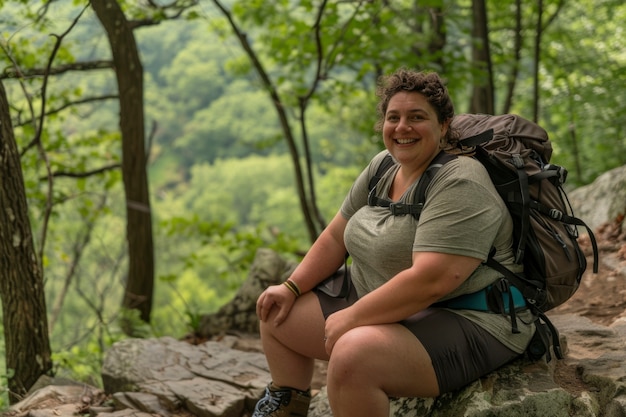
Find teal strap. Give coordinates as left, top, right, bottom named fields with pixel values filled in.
left=436, top=284, right=526, bottom=313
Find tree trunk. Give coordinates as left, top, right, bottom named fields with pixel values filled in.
left=428, top=5, right=446, bottom=72
left=0, top=80, right=52, bottom=404
left=91, top=0, right=155, bottom=328
left=502, top=0, right=523, bottom=115
left=469, top=0, right=494, bottom=114
left=211, top=0, right=323, bottom=243
left=532, top=0, right=544, bottom=122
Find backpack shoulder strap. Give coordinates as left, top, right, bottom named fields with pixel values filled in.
left=412, top=151, right=457, bottom=210
left=368, top=153, right=395, bottom=191
left=367, top=150, right=457, bottom=219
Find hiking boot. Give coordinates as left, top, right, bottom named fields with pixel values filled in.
left=252, top=383, right=311, bottom=417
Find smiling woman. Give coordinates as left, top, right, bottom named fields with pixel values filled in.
left=251, top=68, right=534, bottom=417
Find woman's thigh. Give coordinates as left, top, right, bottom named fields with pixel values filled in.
left=327, top=308, right=520, bottom=398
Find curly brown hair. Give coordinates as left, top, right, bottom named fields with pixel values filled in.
left=374, top=68, right=456, bottom=146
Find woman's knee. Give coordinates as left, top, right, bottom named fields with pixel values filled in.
left=327, top=325, right=440, bottom=398
left=261, top=293, right=329, bottom=359
left=327, top=326, right=387, bottom=384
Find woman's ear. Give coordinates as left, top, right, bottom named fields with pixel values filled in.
left=441, top=119, right=451, bottom=138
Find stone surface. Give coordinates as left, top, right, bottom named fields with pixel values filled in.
left=568, top=164, right=626, bottom=233
left=197, top=248, right=297, bottom=339
left=7, top=313, right=626, bottom=417
left=101, top=336, right=269, bottom=417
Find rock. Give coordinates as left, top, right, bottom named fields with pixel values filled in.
left=197, top=248, right=298, bottom=338
left=568, top=164, right=626, bottom=233
left=30, top=312, right=612, bottom=417
left=101, top=336, right=270, bottom=417
left=5, top=377, right=106, bottom=417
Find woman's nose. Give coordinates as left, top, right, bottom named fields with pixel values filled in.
left=396, top=117, right=412, bottom=130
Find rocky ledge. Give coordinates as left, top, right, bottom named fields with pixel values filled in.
left=4, top=312, right=626, bottom=417
left=4, top=246, right=626, bottom=417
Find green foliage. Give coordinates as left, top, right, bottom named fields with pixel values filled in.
left=51, top=308, right=135, bottom=388
left=144, top=155, right=321, bottom=336
left=52, top=342, right=109, bottom=388
left=535, top=0, right=626, bottom=185
left=118, top=308, right=155, bottom=339
left=172, top=82, right=284, bottom=164
left=228, top=0, right=459, bottom=107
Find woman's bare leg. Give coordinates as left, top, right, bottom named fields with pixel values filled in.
left=259, top=291, right=329, bottom=391
left=326, top=323, right=439, bottom=417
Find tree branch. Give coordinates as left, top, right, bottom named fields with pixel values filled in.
left=40, top=163, right=121, bottom=181
left=15, top=94, right=119, bottom=128
left=33, top=4, right=91, bottom=265
left=1, top=60, right=114, bottom=80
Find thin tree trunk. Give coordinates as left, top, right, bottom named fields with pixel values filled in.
left=565, top=80, right=583, bottom=182
left=502, top=0, right=522, bottom=114
left=49, top=201, right=103, bottom=331
left=91, top=0, right=155, bottom=327
left=211, top=0, right=323, bottom=242
left=0, top=80, right=52, bottom=404
left=532, top=0, right=543, bottom=122
left=428, top=6, right=446, bottom=71
left=469, top=0, right=494, bottom=114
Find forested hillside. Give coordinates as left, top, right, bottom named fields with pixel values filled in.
left=0, top=0, right=624, bottom=407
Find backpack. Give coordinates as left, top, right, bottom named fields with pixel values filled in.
left=368, top=113, right=599, bottom=361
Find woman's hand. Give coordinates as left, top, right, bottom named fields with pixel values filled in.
left=323, top=306, right=359, bottom=355
left=256, top=284, right=297, bottom=326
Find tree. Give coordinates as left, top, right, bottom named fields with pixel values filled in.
left=0, top=80, right=52, bottom=404
left=469, top=0, right=494, bottom=114
left=210, top=0, right=327, bottom=242
left=91, top=0, right=155, bottom=328
left=501, top=0, right=523, bottom=114
left=531, top=0, right=565, bottom=121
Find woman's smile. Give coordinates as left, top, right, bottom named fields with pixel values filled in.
left=394, top=137, right=419, bottom=145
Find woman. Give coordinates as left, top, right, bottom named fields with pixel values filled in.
left=253, top=68, right=535, bottom=417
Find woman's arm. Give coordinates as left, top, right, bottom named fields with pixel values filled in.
left=256, top=211, right=349, bottom=324
left=323, top=251, right=481, bottom=352
left=287, top=211, right=349, bottom=293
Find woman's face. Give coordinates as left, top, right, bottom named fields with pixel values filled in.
left=382, top=91, right=448, bottom=171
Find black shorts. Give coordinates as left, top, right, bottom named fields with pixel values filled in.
left=314, top=271, right=520, bottom=393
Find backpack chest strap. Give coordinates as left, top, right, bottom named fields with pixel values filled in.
left=366, top=195, right=425, bottom=216
left=367, top=151, right=457, bottom=219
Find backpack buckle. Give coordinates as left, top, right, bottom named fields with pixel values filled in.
left=511, top=154, right=524, bottom=169
left=389, top=202, right=409, bottom=215
left=389, top=202, right=423, bottom=216
left=549, top=208, right=563, bottom=220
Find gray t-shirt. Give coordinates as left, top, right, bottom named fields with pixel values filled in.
left=341, top=150, right=534, bottom=353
